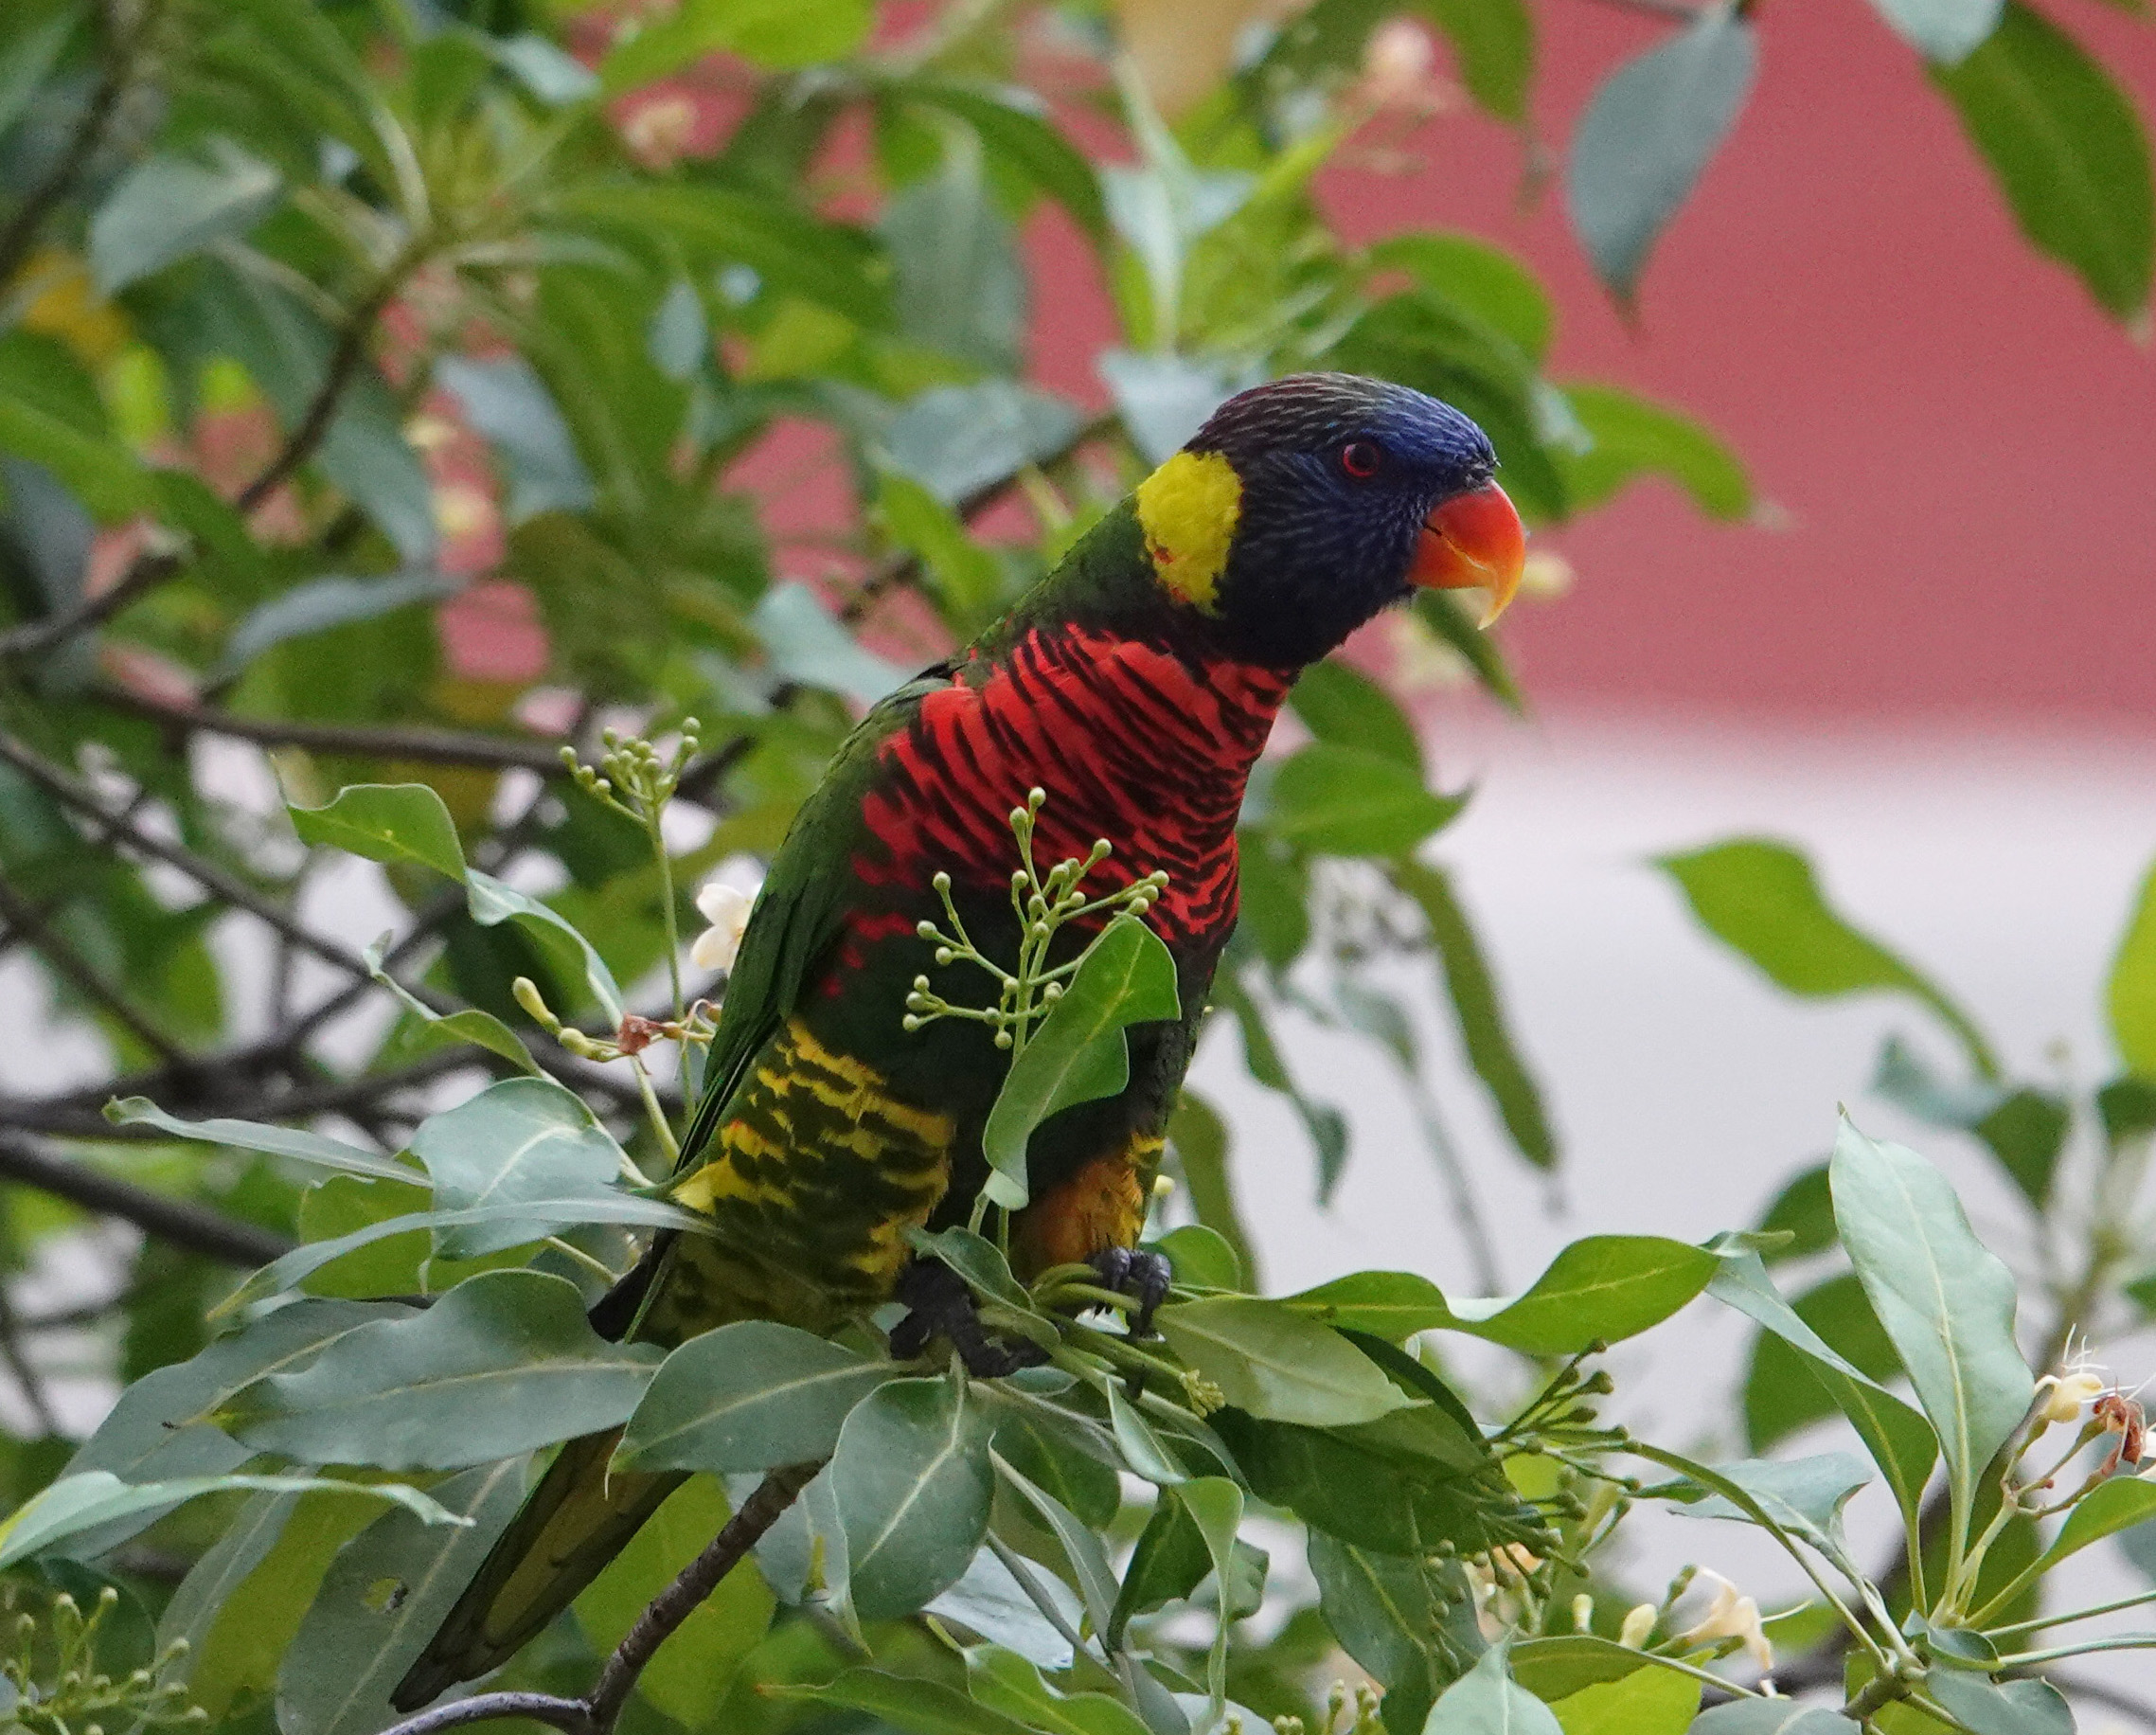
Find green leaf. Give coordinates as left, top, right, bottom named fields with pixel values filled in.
left=196, top=262, right=436, bottom=563
left=1291, top=659, right=1423, bottom=775
left=1150, top=1225, right=1241, bottom=1293
left=165, top=1476, right=431, bottom=1720
left=89, top=140, right=282, bottom=294
left=1156, top=1297, right=1414, bottom=1426
left=770, top=1668, right=1036, bottom=1735
left=554, top=183, right=887, bottom=326
left=289, top=783, right=467, bottom=881
left=216, top=1194, right=702, bottom=1315
left=930, top=1553, right=1085, bottom=1670
left=1310, top=1532, right=1482, bottom=1735
left=1286, top=1236, right=1717, bottom=1356
left=1109, top=1490, right=1213, bottom=1646
left=1755, top=1163, right=1834, bottom=1264
left=881, top=379, right=1085, bottom=504
left=980, top=916, right=1182, bottom=1210
left=1556, top=384, right=1751, bottom=520
left=103, top=1097, right=414, bottom=1184
left=599, top=0, right=872, bottom=88
left=362, top=936, right=539, bottom=1076
left=2027, top=1472, right=2156, bottom=1576
left=1365, top=233, right=1552, bottom=365
left=0, top=382, right=152, bottom=521
left=966, top=1646, right=1151, bottom=1735
left=751, top=580, right=910, bottom=708
left=615, top=1320, right=895, bottom=1475
left=989, top=1391, right=1124, bottom=1524
left=1924, top=1672, right=2072, bottom=1735
left=1742, top=1271, right=1898, bottom=1450
left=1663, top=1451, right=1872, bottom=1572
left=833, top=1376, right=994, bottom=1620
left=574, top=1475, right=775, bottom=1725
left=1708, top=1254, right=1938, bottom=1527
left=881, top=133, right=1027, bottom=371
left=0, top=7, right=78, bottom=141
left=900, top=83, right=1108, bottom=240
left=1168, top=1476, right=1244, bottom=1708
left=217, top=1270, right=663, bottom=1469
left=436, top=354, right=595, bottom=524
left=67, top=1301, right=409, bottom=1511
left=1868, top=0, right=2002, bottom=63
left=0, top=1472, right=464, bottom=1569
left=991, top=1450, right=1122, bottom=1638
left=1566, top=8, right=1756, bottom=304
left=1167, top=1095, right=1258, bottom=1287
left=1390, top=860, right=1557, bottom=1171
left=1548, top=1665, right=1698, bottom=1735
left=1426, top=1640, right=1562, bottom=1735
left=1658, top=838, right=1998, bottom=1079
left=276, top=1458, right=526, bottom=1735
left=1829, top=1118, right=2032, bottom=1538
left=1873, top=1035, right=2067, bottom=1205
left=214, top=570, right=462, bottom=682
left=2110, top=857, right=2156, bottom=1076
left=407, top=1076, right=630, bottom=1257
left=463, top=866, right=629, bottom=1025
left=878, top=472, right=1005, bottom=629
left=1417, top=0, right=1533, bottom=125
left=1508, top=1637, right=1654, bottom=1701
left=1260, top=742, right=1465, bottom=857
left=1688, top=1703, right=1860, bottom=1733
left=1933, top=1, right=2153, bottom=320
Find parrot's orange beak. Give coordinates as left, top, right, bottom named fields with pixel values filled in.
left=1410, top=480, right=1525, bottom=626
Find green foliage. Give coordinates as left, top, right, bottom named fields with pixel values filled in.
left=0, top=3, right=2150, bottom=1732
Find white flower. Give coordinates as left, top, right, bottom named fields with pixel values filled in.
left=1676, top=1568, right=1773, bottom=1672
left=690, top=881, right=752, bottom=973
left=1618, top=1603, right=1657, bottom=1649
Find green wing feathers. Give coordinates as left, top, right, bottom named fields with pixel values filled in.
left=392, top=1431, right=681, bottom=1710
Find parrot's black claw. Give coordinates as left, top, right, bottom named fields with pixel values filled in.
left=1092, top=1245, right=1172, bottom=1338
left=891, top=1259, right=1048, bottom=1377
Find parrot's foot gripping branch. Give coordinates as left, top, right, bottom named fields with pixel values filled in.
left=1089, top=1245, right=1171, bottom=1337
left=888, top=1258, right=1050, bottom=1376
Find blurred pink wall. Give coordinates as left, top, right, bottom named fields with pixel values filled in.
left=1019, top=0, right=2156, bottom=722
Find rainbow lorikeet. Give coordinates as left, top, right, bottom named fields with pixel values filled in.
left=393, top=372, right=1524, bottom=1707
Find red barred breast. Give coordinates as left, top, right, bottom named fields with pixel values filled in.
left=851, top=625, right=1293, bottom=948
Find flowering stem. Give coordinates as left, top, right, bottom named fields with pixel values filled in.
left=1993, top=1632, right=2156, bottom=1669
left=1984, top=1583, right=2156, bottom=1639
left=629, top=1057, right=678, bottom=1172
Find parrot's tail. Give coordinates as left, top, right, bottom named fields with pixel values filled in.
left=391, top=1428, right=683, bottom=1712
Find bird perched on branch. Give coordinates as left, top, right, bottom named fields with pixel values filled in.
left=395, top=371, right=1524, bottom=1708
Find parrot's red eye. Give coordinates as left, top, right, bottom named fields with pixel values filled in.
left=1340, top=440, right=1382, bottom=479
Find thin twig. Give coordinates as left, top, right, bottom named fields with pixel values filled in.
left=0, top=1286, right=61, bottom=1437
left=98, top=687, right=578, bottom=778
left=380, top=1461, right=823, bottom=1735
left=0, top=877, right=189, bottom=1066
left=838, top=411, right=1119, bottom=626
left=0, top=1131, right=294, bottom=1266
left=0, top=245, right=424, bottom=663
left=0, top=0, right=137, bottom=291
left=1569, top=0, right=1702, bottom=19
left=0, top=735, right=657, bottom=1113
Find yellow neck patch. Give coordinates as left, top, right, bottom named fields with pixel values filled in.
left=1134, top=450, right=1241, bottom=613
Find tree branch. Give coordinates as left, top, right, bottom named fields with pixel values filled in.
left=0, top=1131, right=294, bottom=1266
left=380, top=1461, right=823, bottom=1735
left=0, top=0, right=137, bottom=291
left=0, top=243, right=425, bottom=665
left=0, top=876, right=189, bottom=1066
left=97, top=686, right=579, bottom=778
left=838, top=411, right=1119, bottom=626
left=0, top=734, right=661, bottom=1115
